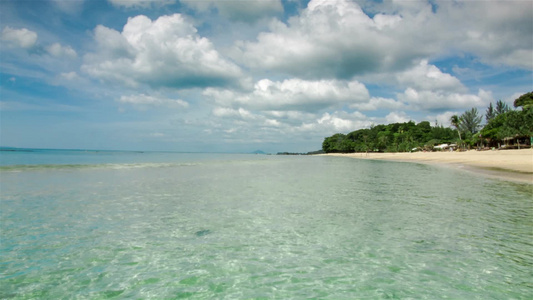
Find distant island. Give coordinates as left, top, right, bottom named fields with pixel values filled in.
left=251, top=149, right=325, bottom=155
left=251, top=150, right=267, bottom=155
left=277, top=150, right=325, bottom=155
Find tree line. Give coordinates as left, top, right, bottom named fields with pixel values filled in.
left=322, top=92, right=533, bottom=153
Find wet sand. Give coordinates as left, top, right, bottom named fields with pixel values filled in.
left=324, top=149, right=533, bottom=184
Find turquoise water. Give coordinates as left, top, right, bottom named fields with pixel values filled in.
left=1, top=150, right=532, bottom=299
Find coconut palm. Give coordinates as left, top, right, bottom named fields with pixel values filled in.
left=450, top=114, right=462, bottom=148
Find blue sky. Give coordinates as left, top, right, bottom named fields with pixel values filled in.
left=1, top=0, right=532, bottom=153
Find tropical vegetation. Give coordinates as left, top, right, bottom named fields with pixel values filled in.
left=322, top=92, right=533, bottom=153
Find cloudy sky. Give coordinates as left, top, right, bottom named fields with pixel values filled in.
left=1, top=0, right=532, bottom=153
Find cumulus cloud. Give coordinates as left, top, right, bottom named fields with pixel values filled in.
left=1, top=26, right=38, bottom=48
left=395, top=60, right=466, bottom=93
left=351, top=97, right=405, bottom=111
left=205, top=78, right=369, bottom=112
left=438, top=0, right=533, bottom=69
left=263, top=110, right=316, bottom=126
left=352, top=60, right=490, bottom=113
left=46, top=43, right=77, bottom=58
left=236, top=0, right=435, bottom=79
left=425, top=111, right=458, bottom=128
left=209, top=106, right=286, bottom=142
left=183, top=0, right=283, bottom=23
left=212, top=107, right=255, bottom=120
left=236, top=0, right=532, bottom=82
left=385, top=111, right=410, bottom=124
left=398, top=88, right=492, bottom=111
left=316, top=112, right=364, bottom=132
left=208, top=107, right=374, bottom=147
left=82, top=14, right=243, bottom=89
left=118, top=94, right=189, bottom=110
left=294, top=111, right=372, bottom=135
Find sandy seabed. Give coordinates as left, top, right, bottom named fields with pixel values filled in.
left=324, top=149, right=533, bottom=184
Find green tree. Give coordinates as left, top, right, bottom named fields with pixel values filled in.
left=460, top=108, right=482, bottom=135
left=480, top=112, right=506, bottom=140
left=480, top=106, right=533, bottom=148
left=485, top=102, right=496, bottom=123
left=376, top=131, right=389, bottom=151
left=323, top=119, right=469, bottom=153
left=504, top=108, right=533, bottom=137
left=322, top=133, right=347, bottom=153
left=495, top=100, right=510, bottom=115
left=513, top=91, right=533, bottom=109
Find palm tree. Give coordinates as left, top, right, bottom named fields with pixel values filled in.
left=450, top=114, right=462, bottom=148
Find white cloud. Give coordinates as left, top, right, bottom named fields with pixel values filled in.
left=398, top=88, right=491, bottom=111
left=438, top=0, right=533, bottom=69
left=237, top=0, right=532, bottom=83
left=212, top=107, right=254, bottom=120
left=395, top=60, right=466, bottom=93
left=237, top=0, right=435, bottom=79
left=1, top=26, right=37, bottom=48
left=82, top=14, right=243, bottom=89
left=356, top=60, right=490, bottom=112
left=425, top=111, right=458, bottom=128
left=384, top=111, right=410, bottom=124
left=46, top=43, right=77, bottom=58
left=263, top=110, right=316, bottom=126
left=207, top=105, right=379, bottom=148
left=118, top=94, right=189, bottom=110
left=108, top=0, right=175, bottom=8
left=183, top=0, right=283, bottom=23
left=351, top=97, right=405, bottom=111
left=316, top=112, right=361, bottom=132
left=291, top=111, right=372, bottom=135
left=205, top=78, right=369, bottom=112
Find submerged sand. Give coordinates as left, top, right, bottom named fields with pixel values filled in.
left=324, top=149, right=533, bottom=184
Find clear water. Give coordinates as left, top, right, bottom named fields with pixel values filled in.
left=1, top=150, right=532, bottom=299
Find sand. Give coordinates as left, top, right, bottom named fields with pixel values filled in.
left=324, top=149, right=533, bottom=184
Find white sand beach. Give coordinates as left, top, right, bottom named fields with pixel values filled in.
left=325, top=149, right=533, bottom=184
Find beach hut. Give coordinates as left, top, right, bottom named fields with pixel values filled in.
left=502, top=134, right=531, bottom=149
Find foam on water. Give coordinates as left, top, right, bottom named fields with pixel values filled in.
left=1, top=153, right=532, bottom=298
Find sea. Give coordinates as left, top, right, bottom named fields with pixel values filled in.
left=1, top=149, right=532, bottom=299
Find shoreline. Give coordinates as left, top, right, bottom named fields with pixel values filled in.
left=323, top=149, right=533, bottom=184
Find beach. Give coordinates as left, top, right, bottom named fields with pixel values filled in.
left=324, top=149, right=533, bottom=184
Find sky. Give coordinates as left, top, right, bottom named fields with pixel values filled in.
left=1, top=0, right=532, bottom=153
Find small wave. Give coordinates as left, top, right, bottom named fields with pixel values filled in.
left=0, top=162, right=200, bottom=172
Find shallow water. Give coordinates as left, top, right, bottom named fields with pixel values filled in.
left=1, top=151, right=532, bottom=299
